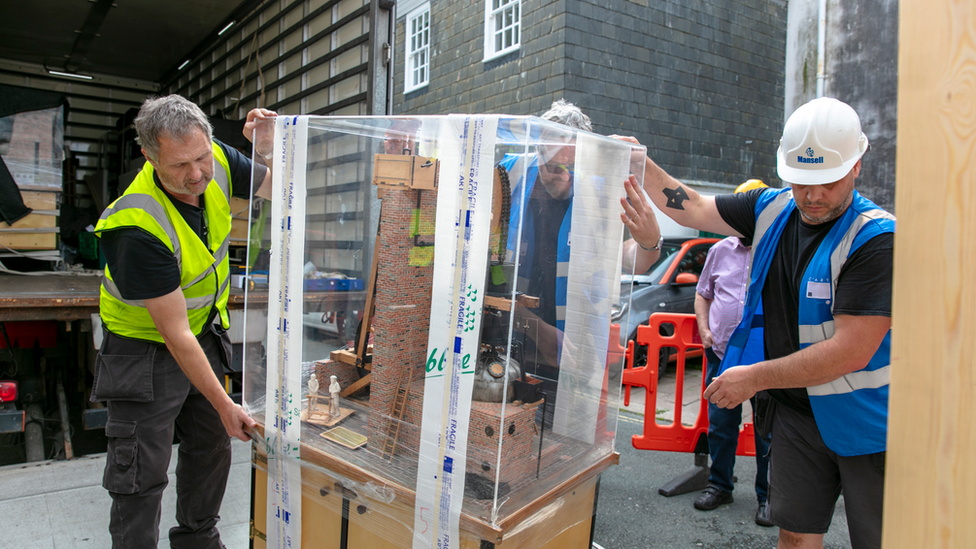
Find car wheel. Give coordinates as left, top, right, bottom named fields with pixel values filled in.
left=657, top=346, right=672, bottom=379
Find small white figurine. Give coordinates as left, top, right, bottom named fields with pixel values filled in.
left=329, top=375, right=341, bottom=417
left=307, top=373, right=320, bottom=411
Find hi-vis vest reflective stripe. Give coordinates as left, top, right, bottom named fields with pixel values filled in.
left=95, top=143, right=233, bottom=343
left=720, top=187, right=895, bottom=456
left=502, top=153, right=572, bottom=333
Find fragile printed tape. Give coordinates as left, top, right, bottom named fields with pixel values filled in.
left=413, top=115, right=498, bottom=549
left=264, top=116, right=308, bottom=549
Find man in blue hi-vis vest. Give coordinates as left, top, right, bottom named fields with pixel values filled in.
left=498, top=100, right=663, bottom=393
left=613, top=97, right=894, bottom=549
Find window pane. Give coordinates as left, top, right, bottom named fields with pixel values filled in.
left=406, top=6, right=430, bottom=89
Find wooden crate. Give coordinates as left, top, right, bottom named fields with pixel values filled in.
left=0, top=191, right=59, bottom=250
left=250, top=429, right=609, bottom=549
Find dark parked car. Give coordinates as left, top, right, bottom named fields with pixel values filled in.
left=613, top=237, right=720, bottom=376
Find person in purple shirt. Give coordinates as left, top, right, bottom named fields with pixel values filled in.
left=692, top=180, right=774, bottom=527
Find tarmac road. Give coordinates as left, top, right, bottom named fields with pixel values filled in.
left=591, top=409, right=854, bottom=549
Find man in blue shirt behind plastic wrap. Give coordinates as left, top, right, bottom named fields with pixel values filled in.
left=496, top=100, right=662, bottom=420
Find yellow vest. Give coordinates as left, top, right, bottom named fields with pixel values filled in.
left=95, top=143, right=234, bottom=342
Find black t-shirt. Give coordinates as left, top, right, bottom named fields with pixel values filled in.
left=715, top=189, right=894, bottom=415
left=99, top=139, right=265, bottom=300
left=518, top=179, right=571, bottom=377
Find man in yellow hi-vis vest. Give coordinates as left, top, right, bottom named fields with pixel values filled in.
left=91, top=95, right=275, bottom=548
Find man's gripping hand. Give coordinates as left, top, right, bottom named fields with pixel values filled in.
left=243, top=108, right=278, bottom=158
left=217, top=400, right=258, bottom=442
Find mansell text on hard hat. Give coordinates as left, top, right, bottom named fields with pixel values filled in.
left=776, top=97, right=869, bottom=186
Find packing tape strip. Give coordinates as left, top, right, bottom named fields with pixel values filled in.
left=264, top=115, right=307, bottom=549
left=413, top=116, right=498, bottom=548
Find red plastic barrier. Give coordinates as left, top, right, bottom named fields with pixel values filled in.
left=622, top=312, right=755, bottom=456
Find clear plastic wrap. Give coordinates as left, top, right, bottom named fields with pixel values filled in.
left=242, top=114, right=643, bottom=548
left=0, top=106, right=65, bottom=191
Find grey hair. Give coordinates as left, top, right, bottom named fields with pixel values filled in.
left=541, top=99, right=592, bottom=132
left=134, top=95, right=213, bottom=161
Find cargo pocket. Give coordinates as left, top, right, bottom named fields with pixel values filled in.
left=90, top=353, right=154, bottom=402
left=215, top=329, right=233, bottom=372
left=103, top=419, right=139, bottom=494
left=753, top=391, right=775, bottom=439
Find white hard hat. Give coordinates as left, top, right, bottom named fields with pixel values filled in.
left=777, top=97, right=869, bottom=185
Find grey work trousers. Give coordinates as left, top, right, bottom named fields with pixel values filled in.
left=92, top=326, right=232, bottom=549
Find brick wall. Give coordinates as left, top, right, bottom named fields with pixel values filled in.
left=394, top=0, right=787, bottom=186
left=368, top=187, right=436, bottom=447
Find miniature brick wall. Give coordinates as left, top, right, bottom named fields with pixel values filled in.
left=391, top=380, right=426, bottom=462
left=313, top=359, right=360, bottom=394
left=368, top=187, right=437, bottom=447
left=397, top=382, right=538, bottom=486
left=465, top=401, right=538, bottom=485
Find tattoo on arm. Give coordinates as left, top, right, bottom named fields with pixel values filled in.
left=663, top=186, right=690, bottom=210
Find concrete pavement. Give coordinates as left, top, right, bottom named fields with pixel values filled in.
left=0, top=439, right=251, bottom=549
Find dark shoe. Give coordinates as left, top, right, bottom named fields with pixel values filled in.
left=755, top=501, right=774, bottom=527
left=693, top=486, right=734, bottom=510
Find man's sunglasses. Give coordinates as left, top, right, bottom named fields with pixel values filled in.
left=541, top=160, right=574, bottom=175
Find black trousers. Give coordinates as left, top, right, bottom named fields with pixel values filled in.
left=92, top=327, right=232, bottom=549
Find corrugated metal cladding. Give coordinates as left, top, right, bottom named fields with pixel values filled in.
left=165, top=0, right=395, bottom=276
left=164, top=0, right=383, bottom=119
left=0, top=0, right=392, bottom=217
left=0, top=69, right=153, bottom=195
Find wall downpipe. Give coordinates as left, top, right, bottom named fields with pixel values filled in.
left=816, top=0, right=827, bottom=97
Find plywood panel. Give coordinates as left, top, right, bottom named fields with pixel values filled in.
left=0, top=191, right=59, bottom=250
left=885, top=1, right=976, bottom=547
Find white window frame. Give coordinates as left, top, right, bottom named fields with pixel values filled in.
left=405, top=3, right=431, bottom=93
left=483, top=0, right=520, bottom=62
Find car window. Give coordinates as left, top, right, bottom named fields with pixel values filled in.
left=644, top=244, right=682, bottom=281
left=673, top=243, right=713, bottom=281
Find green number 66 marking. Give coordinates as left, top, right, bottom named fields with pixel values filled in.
left=426, top=348, right=474, bottom=373
left=426, top=348, right=447, bottom=373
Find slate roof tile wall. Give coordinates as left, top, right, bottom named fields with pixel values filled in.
left=394, top=0, right=788, bottom=187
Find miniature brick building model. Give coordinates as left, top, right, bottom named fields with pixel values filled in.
left=368, top=186, right=435, bottom=458
left=365, top=182, right=538, bottom=487
left=246, top=115, right=636, bottom=548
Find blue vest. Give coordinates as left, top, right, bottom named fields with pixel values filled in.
left=501, top=153, right=572, bottom=332
left=720, top=187, right=895, bottom=456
